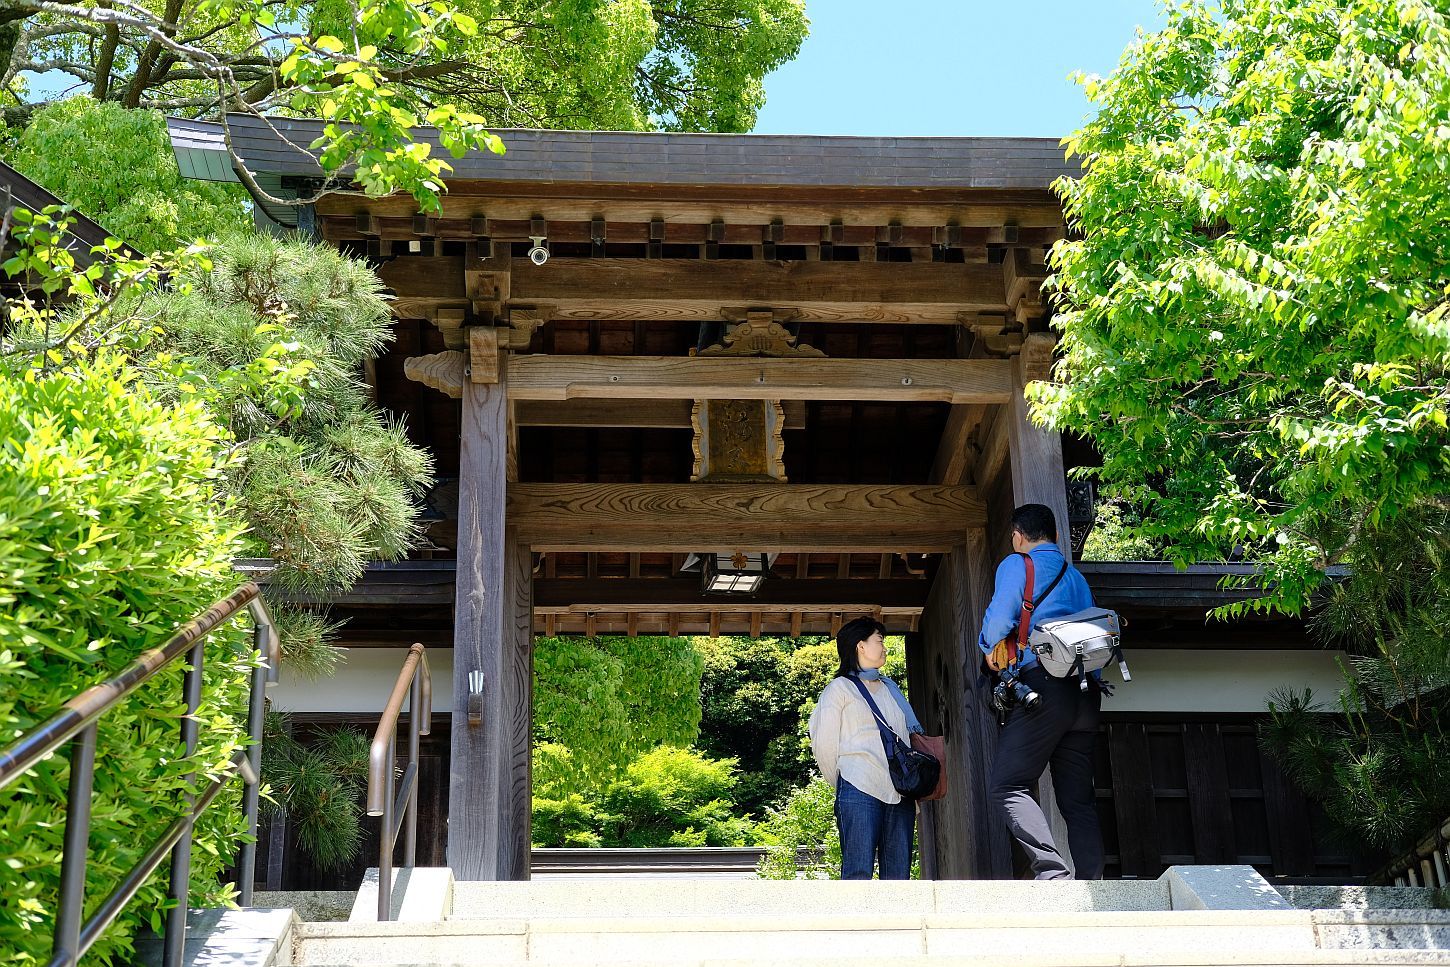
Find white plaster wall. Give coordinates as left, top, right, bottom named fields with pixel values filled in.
left=269, top=646, right=1348, bottom=717
left=1100, top=649, right=1348, bottom=713
left=271, top=647, right=455, bottom=713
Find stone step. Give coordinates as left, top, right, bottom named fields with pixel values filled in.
left=1314, top=910, right=1450, bottom=950
left=293, top=911, right=1450, bottom=967
left=294, top=910, right=1329, bottom=965
left=446, top=876, right=1173, bottom=920
left=1279, top=885, right=1447, bottom=911
left=302, top=957, right=1450, bottom=967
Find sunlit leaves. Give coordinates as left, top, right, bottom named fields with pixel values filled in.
left=1042, top=0, right=1450, bottom=614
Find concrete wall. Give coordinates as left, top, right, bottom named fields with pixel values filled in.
left=268, top=646, right=1349, bottom=717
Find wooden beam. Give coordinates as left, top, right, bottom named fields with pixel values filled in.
left=931, top=403, right=988, bottom=486
left=508, top=483, right=984, bottom=552
left=505, top=356, right=1012, bottom=405
left=532, top=577, right=927, bottom=611
left=515, top=398, right=806, bottom=430
left=316, top=187, right=1068, bottom=231
left=510, top=258, right=1007, bottom=323
left=376, top=256, right=1009, bottom=324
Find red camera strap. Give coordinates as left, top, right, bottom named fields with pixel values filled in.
left=1007, top=552, right=1036, bottom=667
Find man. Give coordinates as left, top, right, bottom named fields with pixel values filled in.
left=979, top=503, right=1104, bottom=880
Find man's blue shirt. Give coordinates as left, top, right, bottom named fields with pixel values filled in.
left=977, top=543, right=1095, bottom=672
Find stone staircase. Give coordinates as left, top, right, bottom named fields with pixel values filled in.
left=166, top=864, right=1450, bottom=967
left=170, top=867, right=1450, bottom=967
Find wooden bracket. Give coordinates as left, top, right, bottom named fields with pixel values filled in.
left=503, top=305, right=553, bottom=349
left=469, top=325, right=501, bottom=384
left=404, top=351, right=466, bottom=398
left=1020, top=331, right=1057, bottom=384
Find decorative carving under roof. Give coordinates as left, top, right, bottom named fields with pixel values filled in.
left=696, top=310, right=824, bottom=358
left=690, top=400, right=789, bottom=483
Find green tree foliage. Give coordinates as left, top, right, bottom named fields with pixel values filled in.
left=1, top=0, right=807, bottom=210
left=5, top=100, right=249, bottom=252
left=532, top=635, right=704, bottom=785
left=1079, top=488, right=1163, bottom=561
left=1263, top=502, right=1450, bottom=852
left=1042, top=0, right=1450, bottom=614
left=533, top=746, right=752, bottom=848
left=260, top=714, right=371, bottom=870
left=754, top=776, right=840, bottom=880
left=0, top=347, right=258, bottom=965
left=152, top=233, right=435, bottom=595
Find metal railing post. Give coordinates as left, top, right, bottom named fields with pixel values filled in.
left=378, top=733, right=396, bottom=922
left=236, top=620, right=270, bottom=906
left=163, top=640, right=205, bottom=967
left=367, top=643, right=430, bottom=922
left=405, top=673, right=421, bottom=866
left=52, top=724, right=97, bottom=967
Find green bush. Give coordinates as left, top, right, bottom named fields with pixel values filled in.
left=532, top=635, right=703, bottom=787
left=755, top=778, right=840, bottom=880
left=0, top=352, right=258, bottom=965
left=532, top=746, right=751, bottom=848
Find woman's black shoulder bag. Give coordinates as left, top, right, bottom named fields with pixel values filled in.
left=847, top=676, right=940, bottom=800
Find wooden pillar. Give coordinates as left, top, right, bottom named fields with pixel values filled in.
left=448, top=358, right=533, bottom=880
left=916, top=531, right=1012, bottom=879
left=1006, top=353, right=1070, bottom=549
left=1004, top=351, right=1075, bottom=875
left=903, top=630, right=936, bottom=880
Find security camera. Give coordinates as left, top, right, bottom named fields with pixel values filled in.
left=527, top=235, right=549, bottom=266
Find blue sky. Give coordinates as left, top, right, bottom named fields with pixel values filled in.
left=753, top=1, right=1164, bottom=138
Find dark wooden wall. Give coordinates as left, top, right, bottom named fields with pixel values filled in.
left=1094, top=714, right=1374, bottom=880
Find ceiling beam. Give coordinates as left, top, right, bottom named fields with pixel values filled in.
left=511, top=258, right=1007, bottom=323
left=509, top=483, right=984, bottom=552
left=533, top=577, right=927, bottom=611
left=505, top=356, right=1012, bottom=405
left=515, top=398, right=806, bottom=430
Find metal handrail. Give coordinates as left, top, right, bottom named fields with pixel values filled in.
left=0, top=581, right=280, bottom=967
left=366, top=642, right=432, bottom=921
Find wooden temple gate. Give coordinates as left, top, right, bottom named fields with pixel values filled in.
left=257, top=124, right=1080, bottom=880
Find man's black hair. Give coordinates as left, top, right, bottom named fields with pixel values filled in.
left=1011, top=503, right=1058, bottom=543
left=834, top=616, right=888, bottom=678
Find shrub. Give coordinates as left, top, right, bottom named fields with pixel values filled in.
left=755, top=778, right=840, bottom=880
left=0, top=352, right=257, bottom=965
left=532, top=746, right=750, bottom=848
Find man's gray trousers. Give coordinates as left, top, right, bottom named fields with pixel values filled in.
left=988, top=665, right=1105, bottom=880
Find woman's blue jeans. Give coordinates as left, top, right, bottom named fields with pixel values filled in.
left=835, top=777, right=915, bottom=879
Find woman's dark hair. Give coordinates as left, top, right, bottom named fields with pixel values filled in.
left=1010, top=503, right=1058, bottom=543
left=834, top=616, right=888, bottom=678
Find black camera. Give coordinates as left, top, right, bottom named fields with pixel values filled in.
left=990, top=670, right=1042, bottom=715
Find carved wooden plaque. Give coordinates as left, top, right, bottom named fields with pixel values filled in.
left=691, top=399, right=787, bottom=482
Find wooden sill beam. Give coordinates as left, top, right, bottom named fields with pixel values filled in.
left=509, top=483, right=984, bottom=552
left=506, top=356, right=1011, bottom=405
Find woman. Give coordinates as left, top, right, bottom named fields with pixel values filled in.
left=807, top=616, right=924, bottom=879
